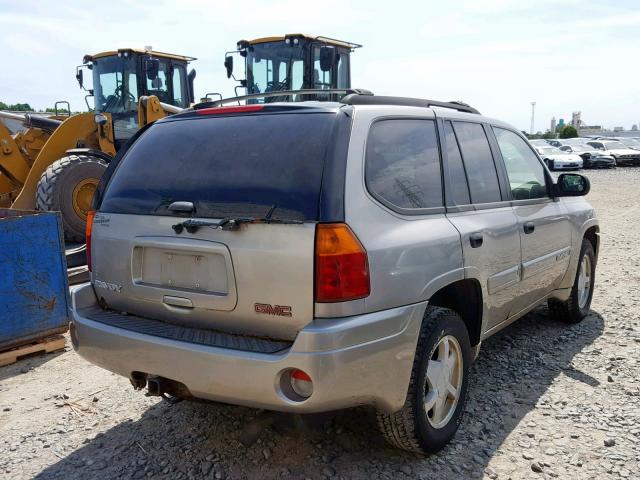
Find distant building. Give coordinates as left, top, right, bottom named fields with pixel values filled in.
left=571, top=111, right=582, bottom=129
left=613, top=126, right=623, bottom=132
left=558, top=118, right=565, bottom=128
left=579, top=125, right=604, bottom=135
left=632, top=124, right=638, bottom=131
left=550, top=117, right=557, bottom=132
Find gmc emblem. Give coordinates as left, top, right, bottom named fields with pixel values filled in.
left=254, top=303, right=292, bottom=317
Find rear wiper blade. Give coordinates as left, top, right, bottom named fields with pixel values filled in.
left=171, top=216, right=303, bottom=234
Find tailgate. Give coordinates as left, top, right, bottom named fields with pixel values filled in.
left=91, top=213, right=315, bottom=341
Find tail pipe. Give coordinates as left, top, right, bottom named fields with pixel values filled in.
left=0, top=110, right=63, bottom=132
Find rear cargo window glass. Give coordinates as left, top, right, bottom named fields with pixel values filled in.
left=452, top=122, right=502, bottom=204
left=365, top=119, right=443, bottom=210
left=100, top=113, right=335, bottom=220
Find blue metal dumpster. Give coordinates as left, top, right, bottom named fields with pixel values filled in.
left=0, top=209, right=70, bottom=350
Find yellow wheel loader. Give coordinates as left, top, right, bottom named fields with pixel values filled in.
left=224, top=34, right=361, bottom=101
left=0, top=48, right=195, bottom=242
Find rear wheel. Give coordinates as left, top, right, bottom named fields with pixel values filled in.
left=36, top=154, right=107, bottom=242
left=548, top=239, right=595, bottom=323
left=377, top=306, right=471, bottom=454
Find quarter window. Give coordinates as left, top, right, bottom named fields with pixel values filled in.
left=452, top=122, right=502, bottom=204
left=443, top=121, right=471, bottom=206
left=365, top=119, right=443, bottom=210
left=493, top=127, right=548, bottom=200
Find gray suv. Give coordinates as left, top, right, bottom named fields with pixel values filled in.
left=70, top=93, right=599, bottom=454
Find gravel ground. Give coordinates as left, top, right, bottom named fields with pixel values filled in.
left=1, top=168, right=639, bottom=480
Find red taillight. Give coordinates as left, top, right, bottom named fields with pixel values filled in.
left=315, top=223, right=370, bottom=303
left=86, top=210, right=95, bottom=272
left=196, top=105, right=264, bottom=115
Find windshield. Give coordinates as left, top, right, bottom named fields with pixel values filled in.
left=622, top=139, right=640, bottom=147
left=246, top=42, right=305, bottom=96
left=92, top=56, right=139, bottom=114
left=100, top=113, right=338, bottom=220
left=537, top=146, right=564, bottom=155
left=92, top=55, right=140, bottom=143
left=568, top=145, right=589, bottom=152
left=603, top=141, right=628, bottom=150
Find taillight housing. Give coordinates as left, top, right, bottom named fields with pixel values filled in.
left=86, top=210, right=95, bottom=272
left=315, top=223, right=370, bottom=302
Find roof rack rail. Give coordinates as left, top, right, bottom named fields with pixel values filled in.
left=194, top=89, right=374, bottom=109
left=340, top=94, right=480, bottom=114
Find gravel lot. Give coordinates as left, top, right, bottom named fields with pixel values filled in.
left=1, top=168, right=639, bottom=480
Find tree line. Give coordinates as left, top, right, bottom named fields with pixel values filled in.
left=0, top=101, right=70, bottom=114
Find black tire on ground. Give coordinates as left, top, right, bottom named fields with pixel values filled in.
left=377, top=306, right=472, bottom=454
left=36, top=154, right=108, bottom=243
left=548, top=238, right=596, bottom=324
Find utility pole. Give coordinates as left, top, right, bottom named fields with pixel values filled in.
left=530, top=101, right=536, bottom=135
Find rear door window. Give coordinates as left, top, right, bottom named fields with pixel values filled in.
left=365, top=119, right=443, bottom=211
left=452, top=122, right=502, bottom=204
left=100, top=113, right=336, bottom=220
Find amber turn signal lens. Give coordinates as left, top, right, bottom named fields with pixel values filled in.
left=315, top=223, right=370, bottom=303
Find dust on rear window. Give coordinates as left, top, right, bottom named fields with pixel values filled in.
left=99, top=113, right=335, bottom=220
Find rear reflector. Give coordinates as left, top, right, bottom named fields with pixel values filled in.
left=86, top=210, right=95, bottom=272
left=315, top=223, right=370, bottom=303
left=196, top=105, right=264, bottom=115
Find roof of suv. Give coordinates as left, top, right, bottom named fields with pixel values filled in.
left=164, top=92, right=516, bottom=132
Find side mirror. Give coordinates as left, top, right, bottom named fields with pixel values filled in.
left=554, top=173, right=590, bottom=197
left=224, top=56, right=233, bottom=79
left=145, top=59, right=160, bottom=80
left=76, top=69, right=83, bottom=89
left=319, top=46, right=336, bottom=72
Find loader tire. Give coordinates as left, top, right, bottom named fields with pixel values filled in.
left=36, top=154, right=107, bottom=243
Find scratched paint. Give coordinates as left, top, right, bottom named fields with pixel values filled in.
left=0, top=209, right=70, bottom=350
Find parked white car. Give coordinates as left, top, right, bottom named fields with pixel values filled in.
left=534, top=146, right=583, bottom=170
left=586, top=140, right=640, bottom=166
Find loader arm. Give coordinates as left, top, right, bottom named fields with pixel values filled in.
left=11, top=112, right=115, bottom=210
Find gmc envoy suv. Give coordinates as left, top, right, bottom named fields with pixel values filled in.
left=70, top=91, right=599, bottom=454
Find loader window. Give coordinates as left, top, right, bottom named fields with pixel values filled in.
left=93, top=56, right=138, bottom=114
left=146, top=61, right=170, bottom=104
left=246, top=42, right=305, bottom=97
left=172, top=66, right=188, bottom=108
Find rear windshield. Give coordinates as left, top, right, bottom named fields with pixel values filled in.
left=99, top=113, right=336, bottom=220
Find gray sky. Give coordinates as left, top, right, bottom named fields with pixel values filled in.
left=1, top=0, right=638, bottom=132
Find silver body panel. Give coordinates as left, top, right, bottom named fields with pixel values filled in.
left=91, top=213, right=316, bottom=341
left=72, top=102, right=599, bottom=414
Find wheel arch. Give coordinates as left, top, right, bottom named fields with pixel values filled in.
left=427, top=278, right=483, bottom=347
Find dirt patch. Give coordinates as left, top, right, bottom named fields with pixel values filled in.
left=1, top=168, right=639, bottom=480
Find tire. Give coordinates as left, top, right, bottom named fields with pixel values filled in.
left=36, top=155, right=108, bottom=243
left=548, top=239, right=595, bottom=324
left=377, top=306, right=472, bottom=454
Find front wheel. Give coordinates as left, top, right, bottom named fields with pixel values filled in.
left=377, top=306, right=472, bottom=454
left=548, top=239, right=596, bottom=323
left=36, top=154, right=108, bottom=242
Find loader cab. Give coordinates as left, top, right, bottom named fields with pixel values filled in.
left=79, top=49, right=196, bottom=145
left=225, top=34, right=361, bottom=103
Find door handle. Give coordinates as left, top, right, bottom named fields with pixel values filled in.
left=469, top=232, right=484, bottom=248
left=523, top=222, right=535, bottom=234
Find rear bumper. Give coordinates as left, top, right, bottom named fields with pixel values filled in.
left=70, top=284, right=425, bottom=414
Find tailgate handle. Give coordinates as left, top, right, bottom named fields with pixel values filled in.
left=163, top=295, right=194, bottom=308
